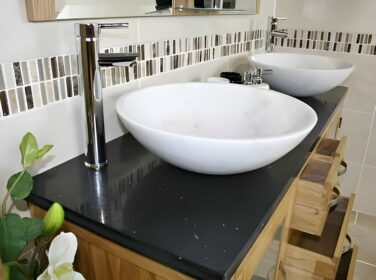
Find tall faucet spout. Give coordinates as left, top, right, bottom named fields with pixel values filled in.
left=76, top=23, right=138, bottom=171
left=265, top=16, right=287, bottom=53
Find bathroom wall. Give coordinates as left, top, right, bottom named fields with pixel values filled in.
left=0, top=0, right=276, bottom=213
left=275, top=0, right=376, bottom=217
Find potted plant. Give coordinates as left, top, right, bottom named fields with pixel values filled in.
left=0, top=132, right=84, bottom=280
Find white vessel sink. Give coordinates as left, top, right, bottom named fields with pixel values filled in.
left=116, top=83, right=317, bottom=175
left=250, top=53, right=354, bottom=97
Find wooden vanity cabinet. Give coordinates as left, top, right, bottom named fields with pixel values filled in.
left=280, top=105, right=358, bottom=280
left=30, top=183, right=296, bottom=280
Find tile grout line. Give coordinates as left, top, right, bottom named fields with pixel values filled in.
left=356, top=260, right=376, bottom=268
left=342, top=107, right=375, bottom=115
left=354, top=104, right=376, bottom=223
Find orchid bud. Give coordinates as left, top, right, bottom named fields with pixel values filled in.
left=42, top=203, right=65, bottom=237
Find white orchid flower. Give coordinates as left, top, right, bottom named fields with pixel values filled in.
left=37, top=232, right=85, bottom=280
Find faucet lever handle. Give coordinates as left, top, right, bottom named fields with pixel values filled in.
left=255, top=68, right=273, bottom=76
left=98, top=23, right=129, bottom=29
left=272, top=16, right=287, bottom=21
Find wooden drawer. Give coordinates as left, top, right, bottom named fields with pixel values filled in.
left=283, top=264, right=326, bottom=279
left=285, top=195, right=355, bottom=279
left=292, top=136, right=347, bottom=235
left=291, top=203, right=329, bottom=236
left=283, top=246, right=358, bottom=280
left=296, top=156, right=341, bottom=210
left=316, top=136, right=347, bottom=161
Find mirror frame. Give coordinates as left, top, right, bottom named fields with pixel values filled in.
left=25, top=0, right=260, bottom=22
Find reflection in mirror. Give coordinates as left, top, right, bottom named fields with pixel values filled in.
left=55, top=0, right=170, bottom=19
left=25, top=0, right=258, bottom=22
left=252, top=225, right=283, bottom=280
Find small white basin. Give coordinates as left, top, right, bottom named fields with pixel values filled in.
left=116, top=83, right=317, bottom=175
left=250, top=53, right=354, bottom=96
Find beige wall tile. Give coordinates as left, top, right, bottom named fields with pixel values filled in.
left=342, top=56, right=376, bottom=114
left=357, top=212, right=376, bottom=230
left=354, top=261, right=376, bottom=280
left=365, top=117, right=376, bottom=167
left=339, top=109, right=373, bottom=164
left=348, top=223, right=376, bottom=265
left=338, top=161, right=362, bottom=196
left=355, top=166, right=376, bottom=216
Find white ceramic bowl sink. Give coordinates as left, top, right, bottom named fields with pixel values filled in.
left=250, top=53, right=354, bottom=97
left=116, top=83, right=317, bottom=175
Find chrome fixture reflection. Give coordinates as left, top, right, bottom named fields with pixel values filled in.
left=266, top=16, right=288, bottom=52
left=75, top=23, right=138, bottom=171
left=243, top=68, right=272, bottom=85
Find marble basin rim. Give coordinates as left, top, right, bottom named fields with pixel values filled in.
left=116, top=82, right=318, bottom=175
left=249, top=52, right=354, bottom=97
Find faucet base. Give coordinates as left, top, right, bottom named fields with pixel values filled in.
left=85, top=161, right=108, bottom=171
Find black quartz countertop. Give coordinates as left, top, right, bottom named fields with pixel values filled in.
left=29, top=87, right=347, bottom=280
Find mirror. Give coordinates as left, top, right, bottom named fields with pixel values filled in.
left=25, top=0, right=258, bottom=22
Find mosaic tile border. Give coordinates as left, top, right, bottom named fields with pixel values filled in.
left=0, top=55, right=79, bottom=118
left=0, top=30, right=265, bottom=118
left=274, top=29, right=376, bottom=55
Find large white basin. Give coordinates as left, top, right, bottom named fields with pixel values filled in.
left=116, top=83, right=317, bottom=175
left=250, top=53, right=354, bottom=97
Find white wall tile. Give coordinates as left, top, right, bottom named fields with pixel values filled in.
left=276, top=0, right=376, bottom=34
left=100, top=19, right=140, bottom=50
left=0, top=97, right=85, bottom=206
left=273, top=48, right=376, bottom=115
left=0, top=1, right=139, bottom=62
left=252, top=0, right=276, bottom=31
left=103, top=80, right=140, bottom=142
left=139, top=58, right=224, bottom=88
left=138, top=16, right=230, bottom=43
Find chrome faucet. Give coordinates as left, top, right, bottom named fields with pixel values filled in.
left=266, top=16, right=288, bottom=52
left=75, top=23, right=138, bottom=171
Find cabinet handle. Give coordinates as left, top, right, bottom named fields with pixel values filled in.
left=329, top=186, right=340, bottom=209
left=338, top=117, right=343, bottom=129
left=338, top=160, right=348, bottom=176
left=343, top=234, right=352, bottom=254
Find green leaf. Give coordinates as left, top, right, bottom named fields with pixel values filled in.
left=37, top=144, right=53, bottom=159
left=23, top=217, right=43, bottom=240
left=0, top=214, right=26, bottom=262
left=6, top=172, right=33, bottom=200
left=19, top=132, right=39, bottom=168
left=11, top=260, right=29, bottom=280
left=12, top=268, right=28, bottom=280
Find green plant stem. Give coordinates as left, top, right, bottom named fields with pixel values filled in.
left=1, top=170, right=25, bottom=218
left=29, top=237, right=51, bottom=278
left=29, top=246, right=41, bottom=279
left=5, top=261, right=31, bottom=279
left=19, top=238, right=50, bottom=262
